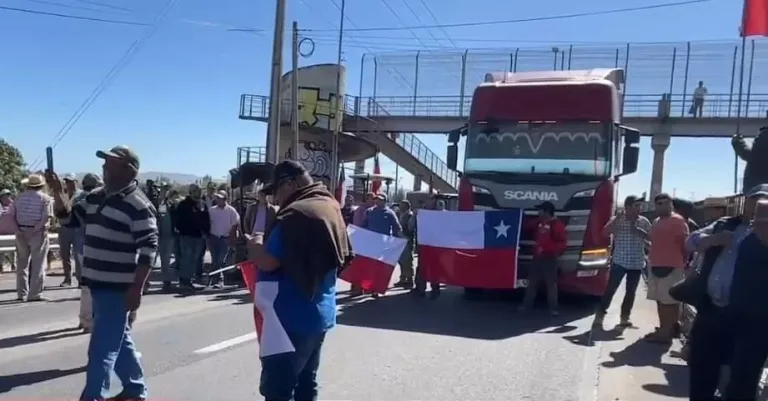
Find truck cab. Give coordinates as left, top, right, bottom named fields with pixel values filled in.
left=446, top=69, right=640, bottom=297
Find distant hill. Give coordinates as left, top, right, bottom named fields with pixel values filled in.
left=73, top=171, right=205, bottom=185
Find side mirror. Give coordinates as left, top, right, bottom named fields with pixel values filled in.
left=447, top=144, right=458, bottom=170
left=622, top=146, right=639, bottom=176
left=622, top=126, right=640, bottom=145
left=447, top=127, right=462, bottom=143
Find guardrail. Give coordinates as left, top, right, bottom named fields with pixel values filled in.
left=0, top=233, right=59, bottom=252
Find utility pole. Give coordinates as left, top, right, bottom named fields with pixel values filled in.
left=329, top=0, right=346, bottom=192
left=265, top=0, right=287, bottom=164
left=291, top=21, right=300, bottom=162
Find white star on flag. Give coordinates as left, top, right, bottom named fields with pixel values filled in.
left=494, top=220, right=510, bottom=238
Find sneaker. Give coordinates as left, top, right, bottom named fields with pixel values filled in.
left=618, top=317, right=632, bottom=327
left=59, top=279, right=72, bottom=287
left=26, top=295, right=48, bottom=302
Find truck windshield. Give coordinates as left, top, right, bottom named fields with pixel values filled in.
left=464, top=122, right=611, bottom=176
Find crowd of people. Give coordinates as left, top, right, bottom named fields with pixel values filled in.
left=597, top=188, right=768, bottom=400
left=5, top=141, right=768, bottom=400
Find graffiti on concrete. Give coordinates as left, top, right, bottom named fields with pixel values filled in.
left=283, top=139, right=332, bottom=185
left=297, top=87, right=341, bottom=131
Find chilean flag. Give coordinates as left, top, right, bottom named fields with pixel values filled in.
left=239, top=261, right=296, bottom=357
left=417, top=209, right=523, bottom=289
left=339, top=224, right=407, bottom=294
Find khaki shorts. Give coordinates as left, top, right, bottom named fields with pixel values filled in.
left=646, top=267, right=685, bottom=305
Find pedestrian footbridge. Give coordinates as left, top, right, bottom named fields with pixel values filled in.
left=239, top=94, right=458, bottom=193
left=342, top=93, right=768, bottom=137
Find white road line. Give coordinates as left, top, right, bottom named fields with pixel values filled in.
left=194, top=333, right=257, bottom=354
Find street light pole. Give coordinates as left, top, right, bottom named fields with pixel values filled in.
left=265, top=0, right=287, bottom=164
left=329, top=0, right=346, bottom=192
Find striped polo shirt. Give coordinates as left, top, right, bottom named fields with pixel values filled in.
left=59, top=183, right=158, bottom=291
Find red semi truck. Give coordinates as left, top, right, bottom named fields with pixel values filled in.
left=446, top=68, right=641, bottom=297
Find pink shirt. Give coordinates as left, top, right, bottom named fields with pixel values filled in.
left=649, top=213, right=690, bottom=269
left=208, top=204, right=240, bottom=237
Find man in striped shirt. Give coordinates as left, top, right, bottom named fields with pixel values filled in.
left=49, top=145, right=158, bottom=401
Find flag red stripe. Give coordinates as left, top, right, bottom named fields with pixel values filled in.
left=371, top=155, right=382, bottom=194
left=239, top=261, right=264, bottom=340
left=743, top=0, right=768, bottom=37
left=419, top=245, right=518, bottom=289
left=339, top=255, right=394, bottom=294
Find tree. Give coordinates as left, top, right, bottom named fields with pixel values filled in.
left=0, top=139, right=26, bottom=193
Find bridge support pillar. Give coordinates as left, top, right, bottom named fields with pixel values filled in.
left=353, top=160, right=365, bottom=197
left=650, top=134, right=671, bottom=201
left=413, top=175, right=423, bottom=191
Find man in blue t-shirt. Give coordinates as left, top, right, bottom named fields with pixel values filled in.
left=248, top=161, right=352, bottom=401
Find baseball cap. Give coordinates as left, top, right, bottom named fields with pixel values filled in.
left=0, top=189, right=11, bottom=196
left=81, top=173, right=102, bottom=188
left=63, top=173, right=77, bottom=182
left=214, top=190, right=228, bottom=199
left=746, top=183, right=768, bottom=198
left=535, top=201, right=556, bottom=214
left=261, top=160, right=307, bottom=194
left=96, top=145, right=140, bottom=170
left=375, top=193, right=387, bottom=201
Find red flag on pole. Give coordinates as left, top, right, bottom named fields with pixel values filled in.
left=239, top=261, right=263, bottom=340
left=371, top=154, right=382, bottom=194
left=742, top=0, right=768, bottom=37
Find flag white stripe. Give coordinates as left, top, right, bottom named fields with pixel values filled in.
left=347, top=225, right=407, bottom=266
left=417, top=210, right=486, bottom=249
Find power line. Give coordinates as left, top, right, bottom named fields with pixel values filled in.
left=72, top=0, right=133, bottom=13
left=305, top=0, right=715, bottom=32
left=19, top=0, right=119, bottom=14
left=0, top=4, right=148, bottom=25
left=27, top=0, right=179, bottom=170
left=415, top=0, right=457, bottom=47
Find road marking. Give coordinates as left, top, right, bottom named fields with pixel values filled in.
left=194, top=333, right=257, bottom=354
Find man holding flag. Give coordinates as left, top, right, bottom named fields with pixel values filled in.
left=247, top=160, right=353, bottom=401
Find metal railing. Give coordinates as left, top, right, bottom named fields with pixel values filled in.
left=239, top=95, right=458, bottom=189
left=356, top=40, right=768, bottom=109
left=236, top=146, right=267, bottom=166
left=366, top=99, right=458, bottom=189
left=357, top=93, right=768, bottom=119
left=242, top=92, right=768, bottom=121
left=0, top=234, right=59, bottom=252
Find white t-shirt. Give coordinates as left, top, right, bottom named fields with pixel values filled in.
left=208, top=204, right=240, bottom=237
left=693, top=86, right=707, bottom=99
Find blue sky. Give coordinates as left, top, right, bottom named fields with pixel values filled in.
left=0, top=0, right=760, bottom=199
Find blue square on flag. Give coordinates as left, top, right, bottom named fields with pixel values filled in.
left=483, top=209, right=523, bottom=249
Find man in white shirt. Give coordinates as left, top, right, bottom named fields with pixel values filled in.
left=207, top=190, right=240, bottom=288
left=692, top=80, right=707, bottom=118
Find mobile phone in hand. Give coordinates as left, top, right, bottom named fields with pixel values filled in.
left=45, top=147, right=54, bottom=172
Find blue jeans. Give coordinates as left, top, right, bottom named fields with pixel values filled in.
left=208, top=236, right=229, bottom=283
left=178, top=236, right=205, bottom=282
left=158, top=234, right=175, bottom=283
left=260, top=331, right=326, bottom=401
left=598, top=263, right=642, bottom=319
left=81, top=289, right=146, bottom=400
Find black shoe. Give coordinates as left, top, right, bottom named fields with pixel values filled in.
left=410, top=289, right=426, bottom=297
left=60, top=279, right=72, bottom=287
left=162, top=282, right=173, bottom=292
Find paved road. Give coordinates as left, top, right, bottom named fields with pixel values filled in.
left=0, top=271, right=688, bottom=400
